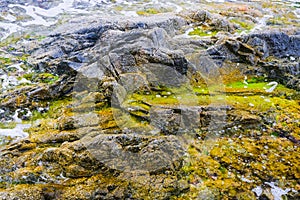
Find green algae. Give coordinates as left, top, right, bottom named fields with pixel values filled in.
left=122, top=77, right=298, bottom=107
left=0, top=33, right=45, bottom=48
left=0, top=57, right=13, bottom=66
left=179, top=136, right=299, bottom=199
left=137, top=8, right=160, bottom=15
left=188, top=27, right=218, bottom=37
left=230, top=18, right=255, bottom=31
left=0, top=122, right=17, bottom=129
left=0, top=35, right=24, bottom=48
left=23, top=73, right=60, bottom=84
left=136, top=8, right=170, bottom=16
left=260, top=2, right=300, bottom=28
left=27, top=98, right=74, bottom=137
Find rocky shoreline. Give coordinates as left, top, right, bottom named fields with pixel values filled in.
left=0, top=3, right=299, bottom=200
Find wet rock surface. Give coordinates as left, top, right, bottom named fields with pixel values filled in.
left=0, top=3, right=300, bottom=200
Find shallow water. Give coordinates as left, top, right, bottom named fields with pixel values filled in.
left=0, top=0, right=299, bottom=39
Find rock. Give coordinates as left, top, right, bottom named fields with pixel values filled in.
left=29, top=14, right=188, bottom=78
left=83, top=133, right=186, bottom=173
left=191, top=10, right=212, bottom=22
left=189, top=10, right=235, bottom=33
left=0, top=75, right=74, bottom=114
left=57, top=113, right=100, bottom=130
left=208, top=31, right=300, bottom=63
left=243, top=32, right=300, bottom=58
left=150, top=107, right=182, bottom=134
left=260, top=58, right=300, bottom=90
left=207, top=31, right=300, bottom=90
left=1, top=7, right=300, bottom=200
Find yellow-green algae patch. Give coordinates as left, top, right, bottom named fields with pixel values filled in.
left=0, top=122, right=17, bottom=129
left=179, top=136, right=299, bottom=199
left=188, top=27, right=218, bottom=37
left=230, top=18, right=255, bottom=32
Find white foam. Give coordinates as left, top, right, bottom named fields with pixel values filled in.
left=252, top=182, right=296, bottom=200
left=120, top=10, right=139, bottom=17
left=251, top=14, right=273, bottom=33
left=12, top=109, right=22, bottom=123
left=0, top=74, right=17, bottom=90
left=8, top=0, right=90, bottom=27
left=1, top=0, right=298, bottom=39
left=0, top=22, right=22, bottom=40
left=0, top=74, right=29, bottom=90
left=252, top=185, right=263, bottom=196
left=240, top=177, right=253, bottom=183
left=0, top=123, right=30, bottom=138
left=265, top=81, right=278, bottom=93
left=166, top=2, right=183, bottom=13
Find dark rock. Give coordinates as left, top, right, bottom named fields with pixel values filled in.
left=243, top=32, right=300, bottom=58
left=0, top=75, right=74, bottom=112
left=29, top=14, right=188, bottom=78
left=191, top=10, right=212, bottom=22
left=207, top=31, right=300, bottom=90
left=259, top=58, right=300, bottom=90
left=208, top=31, right=300, bottom=62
